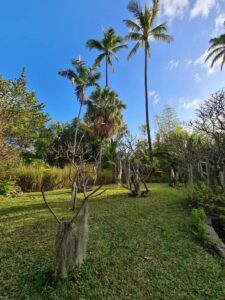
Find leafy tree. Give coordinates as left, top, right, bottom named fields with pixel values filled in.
left=85, top=87, right=126, bottom=139
left=86, top=27, right=127, bottom=87
left=85, top=87, right=126, bottom=167
left=205, top=32, right=225, bottom=71
left=124, top=0, right=173, bottom=154
left=0, top=69, right=48, bottom=164
left=154, top=105, right=181, bottom=143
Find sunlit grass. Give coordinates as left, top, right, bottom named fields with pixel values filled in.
left=0, top=184, right=224, bottom=299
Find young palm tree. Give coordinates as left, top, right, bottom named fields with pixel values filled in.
left=205, top=33, right=225, bottom=71
left=59, top=59, right=101, bottom=157
left=86, top=27, right=127, bottom=87
left=124, top=0, right=173, bottom=154
left=85, top=87, right=126, bottom=166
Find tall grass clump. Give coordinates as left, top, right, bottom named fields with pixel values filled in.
left=14, top=165, right=72, bottom=192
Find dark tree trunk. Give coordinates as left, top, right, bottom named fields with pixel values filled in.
left=144, top=42, right=152, bottom=157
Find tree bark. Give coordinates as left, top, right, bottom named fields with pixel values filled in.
left=70, top=97, right=83, bottom=210
left=117, top=159, right=122, bottom=187
left=106, top=54, right=108, bottom=88
left=144, top=42, right=152, bottom=157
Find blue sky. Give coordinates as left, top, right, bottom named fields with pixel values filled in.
left=0, top=0, right=224, bottom=134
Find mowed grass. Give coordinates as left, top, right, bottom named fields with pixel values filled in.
left=0, top=184, right=225, bottom=300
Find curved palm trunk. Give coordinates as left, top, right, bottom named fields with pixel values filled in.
left=106, top=54, right=109, bottom=87
left=71, top=96, right=83, bottom=210
left=144, top=42, right=152, bottom=156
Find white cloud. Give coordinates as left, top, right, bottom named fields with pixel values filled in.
left=179, top=97, right=202, bottom=109
left=213, top=13, right=225, bottom=35
left=161, top=0, right=189, bottom=19
left=149, top=90, right=160, bottom=104
left=193, top=50, right=222, bottom=75
left=190, top=0, right=216, bottom=18
left=194, top=73, right=201, bottom=83
left=168, top=59, right=179, bottom=70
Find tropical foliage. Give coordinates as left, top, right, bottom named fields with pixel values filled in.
left=86, top=27, right=127, bottom=86
left=205, top=33, right=225, bottom=71
left=124, top=0, right=173, bottom=153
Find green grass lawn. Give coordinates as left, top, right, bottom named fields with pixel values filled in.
left=0, top=184, right=224, bottom=300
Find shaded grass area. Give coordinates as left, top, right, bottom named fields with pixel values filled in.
left=0, top=184, right=224, bottom=299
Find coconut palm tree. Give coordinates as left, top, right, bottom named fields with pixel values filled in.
left=86, top=27, right=127, bottom=87
left=85, top=87, right=127, bottom=166
left=59, top=58, right=101, bottom=157
left=124, top=0, right=173, bottom=155
left=205, top=33, right=225, bottom=71
left=59, top=59, right=101, bottom=209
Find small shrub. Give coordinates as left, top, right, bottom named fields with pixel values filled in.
left=191, top=208, right=208, bottom=241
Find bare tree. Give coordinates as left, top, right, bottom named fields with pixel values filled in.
left=191, top=90, right=225, bottom=187
left=121, top=135, right=150, bottom=197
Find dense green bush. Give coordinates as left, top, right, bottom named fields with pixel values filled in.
left=187, top=183, right=225, bottom=215
left=96, top=169, right=115, bottom=185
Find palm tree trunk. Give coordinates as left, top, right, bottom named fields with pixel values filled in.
left=99, top=139, right=103, bottom=169
left=71, top=94, right=83, bottom=210
left=144, top=42, right=152, bottom=156
left=72, top=100, right=83, bottom=162
left=106, top=55, right=109, bottom=87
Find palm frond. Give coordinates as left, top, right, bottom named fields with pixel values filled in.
left=123, top=19, right=142, bottom=32
left=152, top=33, right=173, bottom=43
left=94, top=53, right=105, bottom=67
left=209, top=50, right=225, bottom=68
left=150, top=0, right=160, bottom=25
left=221, top=55, right=225, bottom=70
left=86, top=39, right=104, bottom=51
left=151, top=22, right=168, bottom=35
left=205, top=46, right=225, bottom=62
left=127, top=42, right=141, bottom=60
left=58, top=70, right=78, bottom=82
left=126, top=32, right=143, bottom=41
left=111, top=44, right=128, bottom=53
left=127, top=0, right=143, bottom=19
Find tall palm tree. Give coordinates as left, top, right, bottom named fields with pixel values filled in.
left=124, top=0, right=173, bottom=155
left=59, top=59, right=101, bottom=157
left=85, top=87, right=126, bottom=166
left=59, top=59, right=100, bottom=210
left=86, top=27, right=127, bottom=87
left=205, top=33, right=225, bottom=71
